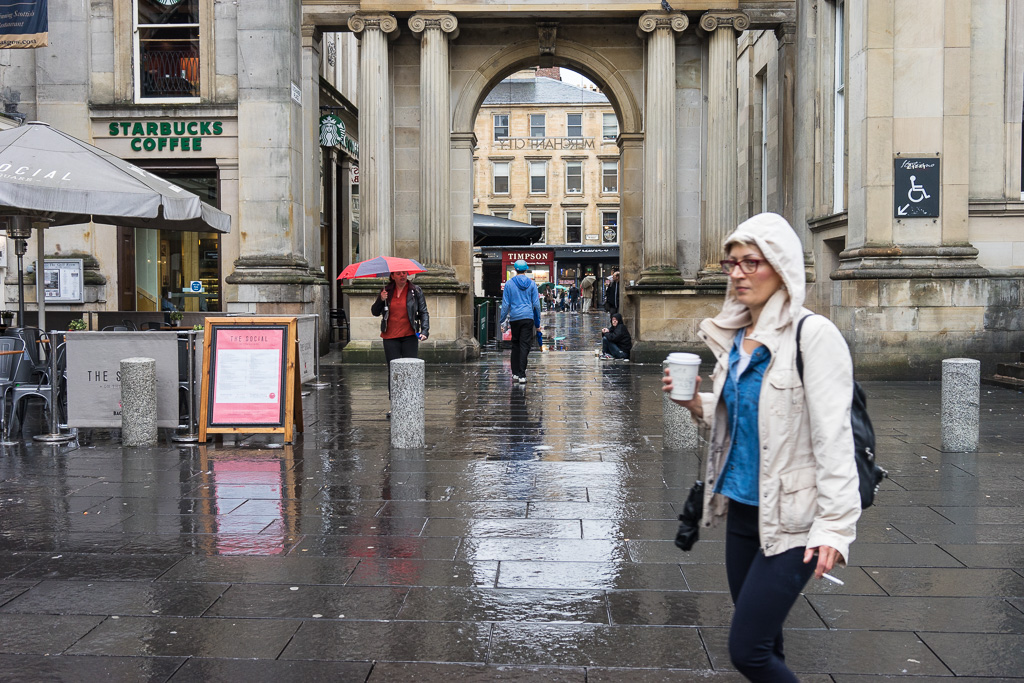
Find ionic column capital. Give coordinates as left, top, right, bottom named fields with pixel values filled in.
left=408, top=12, right=459, bottom=40
left=699, top=11, right=750, bottom=33
left=348, top=12, right=400, bottom=39
left=638, top=12, right=689, bottom=36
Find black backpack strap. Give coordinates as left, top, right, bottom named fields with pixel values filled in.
left=795, top=313, right=817, bottom=382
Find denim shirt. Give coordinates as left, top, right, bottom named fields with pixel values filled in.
left=715, top=329, right=772, bottom=506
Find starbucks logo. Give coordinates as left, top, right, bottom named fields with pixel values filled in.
left=319, top=114, right=346, bottom=148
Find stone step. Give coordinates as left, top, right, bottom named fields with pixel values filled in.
left=982, top=374, right=1024, bottom=391
left=995, top=363, right=1024, bottom=380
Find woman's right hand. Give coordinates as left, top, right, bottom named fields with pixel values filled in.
left=380, top=289, right=388, bottom=302
left=662, top=369, right=703, bottom=419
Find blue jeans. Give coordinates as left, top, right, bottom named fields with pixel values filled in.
left=602, top=338, right=628, bottom=359
left=725, top=501, right=815, bottom=682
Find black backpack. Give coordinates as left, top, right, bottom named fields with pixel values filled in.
left=796, top=315, right=887, bottom=508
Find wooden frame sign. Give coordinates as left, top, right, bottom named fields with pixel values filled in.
left=199, top=317, right=303, bottom=442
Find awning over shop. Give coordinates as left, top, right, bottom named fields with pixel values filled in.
left=473, top=213, right=543, bottom=246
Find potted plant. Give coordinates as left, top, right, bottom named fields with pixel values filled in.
left=0, top=311, right=14, bottom=326
left=169, top=311, right=184, bottom=326
left=67, top=318, right=87, bottom=331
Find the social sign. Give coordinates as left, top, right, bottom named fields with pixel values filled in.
left=190, top=280, right=203, bottom=292
left=894, top=157, right=940, bottom=218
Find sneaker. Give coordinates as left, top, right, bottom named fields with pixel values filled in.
left=599, top=353, right=613, bottom=360
left=518, top=376, right=527, bottom=384
left=511, top=375, right=521, bottom=382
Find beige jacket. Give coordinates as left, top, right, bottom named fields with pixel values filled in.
left=694, top=213, right=861, bottom=563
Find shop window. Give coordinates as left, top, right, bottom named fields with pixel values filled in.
left=493, top=114, right=509, bottom=140
left=135, top=0, right=201, bottom=101
left=602, top=113, right=618, bottom=141
left=493, top=161, right=510, bottom=194
left=602, top=160, right=618, bottom=193
left=565, top=211, right=583, bottom=244
left=566, top=161, right=583, bottom=194
left=602, top=211, right=619, bottom=244
left=529, top=161, right=547, bottom=194
left=530, top=114, right=546, bottom=138
left=567, top=113, right=583, bottom=138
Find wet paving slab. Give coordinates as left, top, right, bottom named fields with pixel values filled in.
left=1, top=314, right=1024, bottom=679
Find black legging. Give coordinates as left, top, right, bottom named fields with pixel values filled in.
left=509, top=319, right=535, bottom=378
left=383, top=335, right=418, bottom=398
left=725, top=501, right=815, bottom=682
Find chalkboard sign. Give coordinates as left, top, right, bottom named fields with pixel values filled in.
left=894, top=157, right=940, bottom=218
left=199, top=317, right=303, bottom=442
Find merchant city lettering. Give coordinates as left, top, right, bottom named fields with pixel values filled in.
left=108, top=120, right=224, bottom=153
left=496, top=137, right=595, bottom=151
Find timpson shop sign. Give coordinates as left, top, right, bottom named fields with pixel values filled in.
left=105, top=119, right=226, bottom=153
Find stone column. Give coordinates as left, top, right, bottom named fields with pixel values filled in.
left=301, top=25, right=323, bottom=281
left=348, top=13, right=399, bottom=260
left=774, top=23, right=797, bottom=225
left=700, top=11, right=749, bottom=275
left=409, top=13, right=459, bottom=281
left=637, top=12, right=688, bottom=284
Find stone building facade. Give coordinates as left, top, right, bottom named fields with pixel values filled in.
left=2, top=1, right=1021, bottom=378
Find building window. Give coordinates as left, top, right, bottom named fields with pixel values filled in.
left=530, top=211, right=547, bottom=242
left=529, top=160, right=547, bottom=194
left=493, top=114, right=509, bottom=140
left=601, top=211, right=619, bottom=244
left=565, top=212, right=583, bottom=244
left=493, top=161, right=510, bottom=194
left=565, top=161, right=583, bottom=194
left=602, top=160, right=618, bottom=193
left=602, top=113, right=618, bottom=141
left=530, top=114, right=546, bottom=138
left=135, top=0, right=201, bottom=101
left=833, top=0, right=845, bottom=213
left=492, top=211, right=510, bottom=219
left=567, top=113, right=583, bottom=138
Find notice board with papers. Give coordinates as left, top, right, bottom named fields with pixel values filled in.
left=199, top=317, right=303, bottom=442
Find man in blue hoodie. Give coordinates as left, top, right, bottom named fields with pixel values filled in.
left=499, top=259, right=542, bottom=384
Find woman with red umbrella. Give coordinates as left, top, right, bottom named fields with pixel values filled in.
left=370, top=270, right=429, bottom=414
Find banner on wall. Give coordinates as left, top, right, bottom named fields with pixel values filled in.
left=0, top=0, right=48, bottom=49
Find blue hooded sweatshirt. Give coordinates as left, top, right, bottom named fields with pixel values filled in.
left=500, top=274, right=541, bottom=326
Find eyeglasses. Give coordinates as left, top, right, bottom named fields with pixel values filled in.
left=719, top=258, right=767, bottom=274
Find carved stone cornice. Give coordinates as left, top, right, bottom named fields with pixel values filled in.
left=774, top=22, right=797, bottom=46
left=537, top=22, right=558, bottom=55
left=637, top=12, right=688, bottom=37
left=347, top=12, right=399, bottom=39
left=699, top=11, right=750, bottom=33
left=408, top=12, right=459, bottom=40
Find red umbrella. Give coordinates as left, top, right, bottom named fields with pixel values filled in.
left=337, top=256, right=426, bottom=280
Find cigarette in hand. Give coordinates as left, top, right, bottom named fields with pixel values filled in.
left=822, top=573, right=844, bottom=586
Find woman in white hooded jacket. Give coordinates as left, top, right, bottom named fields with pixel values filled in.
left=663, top=212, right=860, bottom=682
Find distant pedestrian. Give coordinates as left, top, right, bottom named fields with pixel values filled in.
left=662, top=212, right=860, bottom=682
left=544, top=288, right=554, bottom=311
left=580, top=274, right=595, bottom=313
left=600, top=313, right=631, bottom=360
left=371, top=270, right=429, bottom=413
left=603, top=271, right=620, bottom=314
left=557, top=289, right=567, bottom=312
left=568, top=284, right=580, bottom=312
left=499, top=260, right=541, bottom=384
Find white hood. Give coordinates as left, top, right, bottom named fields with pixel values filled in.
left=710, top=212, right=806, bottom=333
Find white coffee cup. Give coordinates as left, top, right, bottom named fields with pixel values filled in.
left=666, top=352, right=702, bottom=401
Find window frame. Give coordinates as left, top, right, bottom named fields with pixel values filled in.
left=493, top=114, right=509, bottom=140
left=492, top=161, right=510, bottom=195
left=832, top=0, right=846, bottom=213
left=133, top=0, right=203, bottom=104
left=566, top=112, right=583, bottom=138
left=565, top=211, right=583, bottom=244
left=565, top=160, right=583, bottom=194
left=530, top=113, right=546, bottom=138
left=602, top=113, right=618, bottom=141
left=601, top=160, right=618, bottom=194
left=528, top=160, right=547, bottom=195
left=529, top=211, right=548, bottom=242
left=601, top=210, right=619, bottom=245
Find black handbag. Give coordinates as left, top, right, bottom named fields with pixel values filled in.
left=796, top=315, right=887, bottom=508
left=674, top=480, right=704, bottom=551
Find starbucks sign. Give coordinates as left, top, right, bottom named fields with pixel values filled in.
left=319, top=114, right=345, bottom=148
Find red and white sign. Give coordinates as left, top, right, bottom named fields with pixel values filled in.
left=210, top=327, right=285, bottom=424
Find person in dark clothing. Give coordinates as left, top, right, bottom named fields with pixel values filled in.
left=603, top=271, right=620, bottom=313
left=499, top=260, right=542, bottom=384
left=370, top=270, right=429, bottom=409
left=600, top=312, right=632, bottom=359
left=568, top=284, right=580, bottom=312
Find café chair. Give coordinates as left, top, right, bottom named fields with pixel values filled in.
left=101, top=325, right=129, bottom=331
left=5, top=339, right=65, bottom=440
left=0, top=336, right=26, bottom=439
left=121, top=319, right=138, bottom=331
left=2, top=327, right=49, bottom=383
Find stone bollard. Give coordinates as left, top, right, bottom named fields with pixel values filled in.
left=663, top=361, right=700, bottom=451
left=941, top=358, right=980, bottom=452
left=390, top=358, right=425, bottom=449
left=121, top=357, right=158, bottom=447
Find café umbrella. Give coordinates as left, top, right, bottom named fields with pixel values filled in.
left=0, top=121, right=231, bottom=329
left=337, top=256, right=426, bottom=280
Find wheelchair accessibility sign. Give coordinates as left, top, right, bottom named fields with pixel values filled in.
left=894, top=157, right=939, bottom=218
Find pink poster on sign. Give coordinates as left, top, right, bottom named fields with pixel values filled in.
left=210, top=327, right=285, bottom=424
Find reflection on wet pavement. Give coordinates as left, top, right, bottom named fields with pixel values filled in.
left=1, top=319, right=1024, bottom=678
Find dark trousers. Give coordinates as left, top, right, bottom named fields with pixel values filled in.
left=725, top=501, right=815, bottom=682
left=383, top=335, right=418, bottom=398
left=509, top=319, right=535, bottom=377
left=602, top=338, right=628, bottom=359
